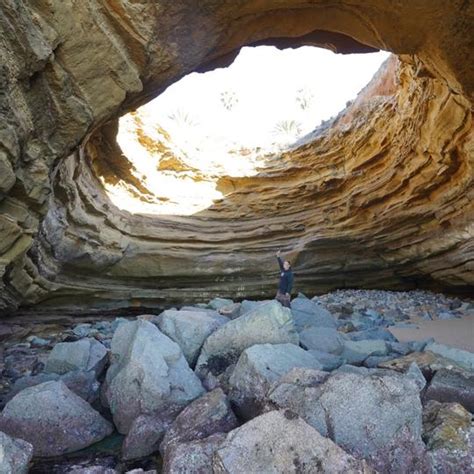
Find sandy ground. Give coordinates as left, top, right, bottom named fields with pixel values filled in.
left=390, top=315, right=474, bottom=353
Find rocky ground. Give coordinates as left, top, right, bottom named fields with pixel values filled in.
left=0, top=289, right=473, bottom=473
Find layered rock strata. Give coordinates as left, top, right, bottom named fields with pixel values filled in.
left=0, top=1, right=473, bottom=313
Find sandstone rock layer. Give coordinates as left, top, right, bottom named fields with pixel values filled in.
left=0, top=1, right=473, bottom=313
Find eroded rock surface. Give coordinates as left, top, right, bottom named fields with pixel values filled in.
left=213, top=410, right=370, bottom=473
left=0, top=381, right=112, bottom=457
left=104, top=320, right=204, bottom=434
left=0, top=1, right=472, bottom=313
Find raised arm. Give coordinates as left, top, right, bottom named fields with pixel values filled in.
left=276, top=250, right=284, bottom=270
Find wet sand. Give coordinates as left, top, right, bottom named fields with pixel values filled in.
left=390, top=315, right=474, bottom=352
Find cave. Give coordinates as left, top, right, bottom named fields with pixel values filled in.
left=1, top=2, right=473, bottom=472
left=1, top=1, right=472, bottom=316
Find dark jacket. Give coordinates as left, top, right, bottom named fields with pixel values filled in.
left=277, top=257, right=294, bottom=294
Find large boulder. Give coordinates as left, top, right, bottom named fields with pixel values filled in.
left=290, top=296, right=337, bottom=331
left=0, top=381, right=112, bottom=456
left=156, top=309, right=228, bottom=366
left=162, top=433, right=226, bottom=474
left=0, top=431, right=33, bottom=474
left=239, top=299, right=268, bottom=316
left=340, top=339, right=388, bottom=365
left=195, top=301, right=298, bottom=377
left=6, top=370, right=100, bottom=404
left=213, top=410, right=370, bottom=473
left=422, top=400, right=474, bottom=473
left=104, top=320, right=204, bottom=434
left=299, top=326, right=345, bottom=354
left=44, top=338, right=108, bottom=376
left=424, top=368, right=474, bottom=412
left=228, top=343, right=322, bottom=419
left=160, top=388, right=238, bottom=456
left=425, top=342, right=474, bottom=372
left=268, top=369, right=428, bottom=471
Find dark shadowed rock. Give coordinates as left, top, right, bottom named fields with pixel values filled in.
left=0, top=430, right=33, bottom=474
left=160, top=388, right=238, bottom=456
left=195, top=301, right=298, bottom=378
left=0, top=381, right=112, bottom=456
left=228, top=343, right=322, bottom=419
left=122, top=413, right=175, bottom=461
left=424, top=368, right=474, bottom=412
left=104, top=320, right=204, bottom=434
left=308, top=349, right=345, bottom=371
left=213, top=410, right=370, bottom=473
left=162, top=433, right=226, bottom=474
left=156, top=309, right=228, bottom=366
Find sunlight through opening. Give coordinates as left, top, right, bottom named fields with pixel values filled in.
left=108, top=46, right=390, bottom=216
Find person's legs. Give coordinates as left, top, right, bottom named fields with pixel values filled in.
left=276, top=291, right=291, bottom=308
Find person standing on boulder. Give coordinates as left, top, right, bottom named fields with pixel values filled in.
left=275, top=250, right=293, bottom=308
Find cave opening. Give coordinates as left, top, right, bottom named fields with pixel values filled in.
left=107, top=46, right=390, bottom=216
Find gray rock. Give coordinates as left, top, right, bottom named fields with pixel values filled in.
left=208, top=297, right=234, bottom=310
left=408, top=338, right=434, bottom=352
left=6, top=370, right=100, bottom=404
left=68, top=467, right=118, bottom=474
left=228, top=343, right=322, bottom=419
left=346, top=328, right=397, bottom=342
left=195, top=300, right=298, bottom=377
left=213, top=410, right=369, bottom=473
left=423, top=400, right=473, bottom=473
left=307, top=349, right=344, bottom=371
left=405, top=362, right=427, bottom=391
left=122, top=413, right=172, bottom=461
left=424, top=368, right=474, bottom=412
left=388, top=341, right=412, bottom=355
left=0, top=381, right=112, bottom=457
left=45, top=338, right=108, bottom=376
left=341, top=339, right=388, bottom=365
left=160, top=388, right=238, bottom=456
left=104, top=320, right=204, bottom=434
left=73, top=323, right=93, bottom=338
left=363, top=354, right=397, bottom=368
left=26, top=336, right=51, bottom=348
left=290, top=296, right=337, bottom=331
left=156, top=309, right=228, bottom=367
left=298, top=326, right=345, bottom=354
left=0, top=431, right=33, bottom=474
left=239, top=299, right=268, bottom=316
left=162, top=433, right=226, bottom=474
left=268, top=370, right=426, bottom=471
left=425, top=342, right=474, bottom=372
left=217, top=302, right=241, bottom=319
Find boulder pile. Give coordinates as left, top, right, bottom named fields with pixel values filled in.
left=0, top=289, right=472, bottom=472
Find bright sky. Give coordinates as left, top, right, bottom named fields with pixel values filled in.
left=140, top=46, right=390, bottom=150
left=113, top=46, right=390, bottom=216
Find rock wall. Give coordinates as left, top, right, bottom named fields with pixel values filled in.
left=0, top=1, right=473, bottom=313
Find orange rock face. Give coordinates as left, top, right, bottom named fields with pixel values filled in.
left=0, top=1, right=472, bottom=312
